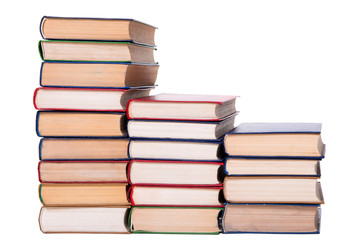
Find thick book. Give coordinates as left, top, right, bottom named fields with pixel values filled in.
left=127, top=93, right=237, bottom=121
left=129, top=186, right=224, bottom=207
left=39, top=40, right=155, bottom=63
left=39, top=183, right=130, bottom=206
left=223, top=176, right=324, bottom=204
left=129, top=160, right=223, bottom=186
left=39, top=138, right=129, bottom=160
left=128, top=116, right=235, bottom=140
left=40, top=16, right=156, bottom=46
left=129, top=206, right=222, bottom=234
left=224, top=123, right=325, bottom=159
left=221, top=204, right=320, bottom=234
left=38, top=161, right=128, bottom=183
left=224, top=158, right=321, bottom=177
left=128, top=139, right=225, bottom=161
left=39, top=206, right=130, bottom=233
left=33, top=87, right=151, bottom=111
left=40, top=62, right=159, bottom=89
left=36, top=111, right=127, bottom=137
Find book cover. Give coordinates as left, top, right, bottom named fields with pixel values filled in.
left=221, top=203, right=321, bottom=234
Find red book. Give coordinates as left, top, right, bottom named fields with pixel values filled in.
left=33, top=87, right=151, bottom=111
left=126, top=93, right=237, bottom=121
left=38, top=161, right=129, bottom=183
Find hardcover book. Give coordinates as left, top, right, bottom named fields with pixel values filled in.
left=129, top=160, right=223, bottom=186
left=223, top=176, right=324, bottom=204
left=129, top=207, right=222, bottom=234
left=36, top=111, right=127, bottom=137
left=40, top=62, right=159, bottom=88
left=39, top=40, right=156, bottom=63
left=39, top=206, right=130, bottom=233
left=39, top=183, right=130, bottom=206
left=38, top=161, right=128, bottom=183
left=129, top=186, right=224, bottom=207
left=128, top=139, right=225, bottom=161
left=224, top=158, right=321, bottom=177
left=39, top=138, right=129, bottom=160
left=40, top=16, right=156, bottom=46
left=127, top=93, right=237, bottom=121
left=128, top=115, right=235, bottom=140
left=224, top=123, right=325, bottom=159
left=221, top=204, right=320, bottom=234
left=33, top=87, right=151, bottom=111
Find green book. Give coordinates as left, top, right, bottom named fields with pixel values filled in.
left=129, top=206, right=223, bottom=234
left=38, top=40, right=156, bottom=64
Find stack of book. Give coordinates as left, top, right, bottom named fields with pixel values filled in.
left=34, top=16, right=159, bottom=233
left=222, top=122, right=325, bottom=234
left=126, top=93, right=237, bottom=234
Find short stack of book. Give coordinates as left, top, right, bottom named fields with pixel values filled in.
left=34, top=16, right=159, bottom=233
left=222, top=122, right=325, bottom=234
left=126, top=93, right=237, bottom=234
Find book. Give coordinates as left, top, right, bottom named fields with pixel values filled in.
left=223, top=176, right=324, bottom=204
left=40, top=16, right=156, bottom=46
left=33, top=87, right=151, bottom=111
left=224, top=158, right=321, bottom=177
left=128, top=115, right=235, bottom=140
left=130, top=186, right=224, bottom=207
left=39, top=138, right=129, bottom=160
left=38, top=161, right=128, bottom=183
left=224, top=123, right=325, bottom=159
left=40, top=62, right=159, bottom=89
left=36, top=111, right=127, bottom=137
left=39, top=40, right=155, bottom=63
left=129, top=207, right=222, bottom=234
left=39, top=183, right=130, bottom=206
left=221, top=204, right=320, bottom=234
left=128, top=139, right=225, bottom=161
left=127, top=93, right=237, bottom=121
left=39, top=206, right=130, bottom=233
left=129, top=160, right=223, bottom=186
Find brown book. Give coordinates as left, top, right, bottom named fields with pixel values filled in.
left=36, top=112, right=127, bottom=137
left=40, top=62, right=159, bottom=88
left=39, top=183, right=130, bottom=206
left=39, top=206, right=130, bottom=233
left=129, top=207, right=221, bottom=233
left=38, top=161, right=128, bottom=183
left=39, top=40, right=155, bottom=63
left=34, top=87, right=151, bottom=111
left=222, top=204, right=320, bottom=233
left=39, top=138, right=129, bottom=160
left=41, top=16, right=156, bottom=46
left=223, top=176, right=324, bottom=204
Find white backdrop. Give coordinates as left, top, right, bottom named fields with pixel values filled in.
left=1, top=0, right=359, bottom=239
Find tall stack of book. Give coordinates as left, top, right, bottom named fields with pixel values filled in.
left=222, top=123, right=325, bottom=234
left=34, top=16, right=159, bottom=233
left=126, top=93, right=237, bottom=234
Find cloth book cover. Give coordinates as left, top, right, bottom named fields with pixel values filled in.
left=225, top=122, right=325, bottom=160
left=220, top=203, right=321, bottom=234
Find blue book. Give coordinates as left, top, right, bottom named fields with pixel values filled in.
left=224, top=123, right=325, bottom=159
left=36, top=111, right=127, bottom=138
left=221, top=203, right=321, bottom=234
left=223, top=158, right=321, bottom=177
